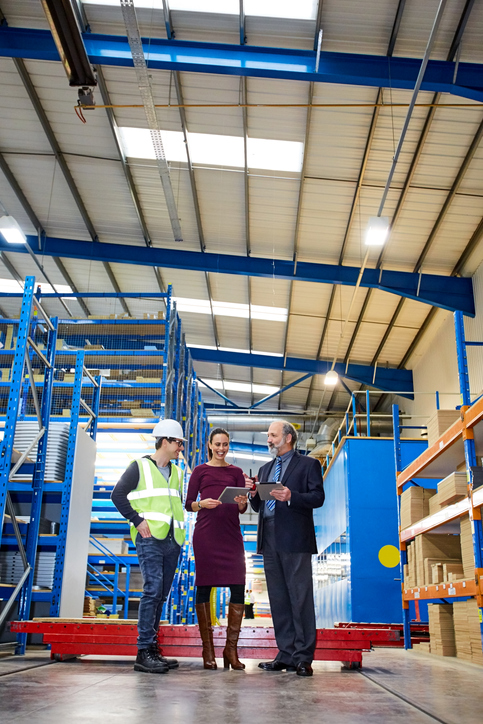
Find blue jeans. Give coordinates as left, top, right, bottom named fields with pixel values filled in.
left=135, top=533, right=181, bottom=649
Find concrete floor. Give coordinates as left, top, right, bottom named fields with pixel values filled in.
left=0, top=649, right=482, bottom=724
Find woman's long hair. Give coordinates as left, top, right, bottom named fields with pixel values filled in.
left=207, top=427, right=230, bottom=460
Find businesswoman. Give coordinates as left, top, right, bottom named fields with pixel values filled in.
left=185, top=428, right=251, bottom=670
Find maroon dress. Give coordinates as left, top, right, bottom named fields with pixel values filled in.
left=185, top=464, right=246, bottom=586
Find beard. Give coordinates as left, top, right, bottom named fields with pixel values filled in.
left=268, top=436, right=286, bottom=457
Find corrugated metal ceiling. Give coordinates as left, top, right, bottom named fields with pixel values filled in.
left=0, top=0, right=482, bottom=415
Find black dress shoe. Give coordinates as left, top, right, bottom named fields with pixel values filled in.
left=296, top=662, right=313, bottom=677
left=258, top=660, right=297, bottom=672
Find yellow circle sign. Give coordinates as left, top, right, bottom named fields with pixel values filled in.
left=378, top=545, right=400, bottom=568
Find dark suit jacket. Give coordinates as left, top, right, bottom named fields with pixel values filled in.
left=250, top=450, right=325, bottom=554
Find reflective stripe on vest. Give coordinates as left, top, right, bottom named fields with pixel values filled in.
left=127, top=488, right=181, bottom=501
left=132, top=511, right=185, bottom=529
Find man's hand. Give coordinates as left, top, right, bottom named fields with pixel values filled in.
left=136, top=519, right=152, bottom=538
left=270, top=486, right=291, bottom=502
left=243, top=473, right=257, bottom=489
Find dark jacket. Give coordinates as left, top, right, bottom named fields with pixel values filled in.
left=250, top=450, right=325, bottom=554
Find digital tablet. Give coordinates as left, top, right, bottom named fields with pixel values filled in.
left=217, top=486, right=250, bottom=504
left=255, top=482, right=285, bottom=500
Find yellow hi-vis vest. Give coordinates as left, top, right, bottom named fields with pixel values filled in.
left=127, top=458, right=186, bottom=546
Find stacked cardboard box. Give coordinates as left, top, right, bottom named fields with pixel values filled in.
left=88, top=537, right=129, bottom=555
left=423, top=557, right=461, bottom=584
left=429, top=494, right=442, bottom=516
left=131, top=408, right=155, bottom=417
left=427, top=604, right=456, bottom=656
left=443, top=562, right=464, bottom=581
left=400, top=486, right=437, bottom=530
left=426, top=409, right=460, bottom=448
left=83, top=597, right=97, bottom=616
left=431, top=562, right=443, bottom=584
left=415, top=533, right=462, bottom=586
left=413, top=642, right=431, bottom=653
left=405, top=541, right=416, bottom=588
left=460, top=515, right=476, bottom=578
left=453, top=599, right=483, bottom=665
left=437, top=472, right=467, bottom=506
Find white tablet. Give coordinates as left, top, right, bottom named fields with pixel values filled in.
left=217, top=486, right=250, bottom=504
left=255, top=482, right=285, bottom=500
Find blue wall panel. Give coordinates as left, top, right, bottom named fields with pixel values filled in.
left=313, top=437, right=428, bottom=627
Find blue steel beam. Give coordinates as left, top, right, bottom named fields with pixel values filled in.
left=0, top=236, right=474, bottom=315
left=1, top=27, right=483, bottom=102
left=249, top=373, right=313, bottom=409
left=188, top=347, right=413, bottom=397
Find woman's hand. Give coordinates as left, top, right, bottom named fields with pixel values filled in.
left=234, top=494, right=248, bottom=505
left=201, top=498, right=222, bottom=509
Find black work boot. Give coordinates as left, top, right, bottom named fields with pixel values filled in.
left=134, top=648, right=169, bottom=673
left=149, top=643, right=179, bottom=669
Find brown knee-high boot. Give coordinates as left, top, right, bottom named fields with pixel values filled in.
left=195, top=602, right=217, bottom=670
left=223, top=603, right=245, bottom=670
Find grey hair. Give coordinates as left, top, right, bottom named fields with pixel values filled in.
left=281, top=421, right=297, bottom=447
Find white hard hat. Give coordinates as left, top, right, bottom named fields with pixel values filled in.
left=152, top=418, right=187, bottom=440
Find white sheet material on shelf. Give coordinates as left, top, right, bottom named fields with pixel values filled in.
left=0, top=550, right=56, bottom=588
left=12, top=421, right=70, bottom=480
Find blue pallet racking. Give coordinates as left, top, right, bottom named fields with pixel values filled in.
left=0, top=278, right=101, bottom=652
left=393, top=311, right=483, bottom=653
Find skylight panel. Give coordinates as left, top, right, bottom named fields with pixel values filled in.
left=119, top=127, right=302, bottom=173
left=0, top=279, right=73, bottom=295
left=83, top=0, right=318, bottom=20
left=245, top=0, right=318, bottom=20
left=199, top=378, right=280, bottom=395
left=119, top=127, right=188, bottom=163
left=174, top=297, right=287, bottom=322
left=248, top=137, right=303, bottom=173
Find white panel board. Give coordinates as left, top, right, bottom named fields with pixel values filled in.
left=59, top=427, right=96, bottom=618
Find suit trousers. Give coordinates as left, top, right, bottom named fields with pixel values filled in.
left=262, top=515, right=316, bottom=665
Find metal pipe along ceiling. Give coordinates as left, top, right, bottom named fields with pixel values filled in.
left=208, top=416, right=397, bottom=436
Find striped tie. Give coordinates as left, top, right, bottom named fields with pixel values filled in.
left=266, top=456, right=282, bottom=512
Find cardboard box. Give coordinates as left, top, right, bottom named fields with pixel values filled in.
left=400, top=486, right=437, bottom=529
left=437, top=472, right=467, bottom=506
left=442, top=562, right=464, bottom=581
left=426, top=409, right=460, bottom=448
left=460, top=515, right=475, bottom=579
left=88, top=538, right=129, bottom=556
left=130, top=408, right=155, bottom=417
left=429, top=494, right=442, bottom=516
left=424, top=557, right=461, bottom=585
left=428, top=604, right=456, bottom=656
left=453, top=599, right=483, bottom=664
left=415, top=533, right=462, bottom=586
left=431, top=562, right=444, bottom=584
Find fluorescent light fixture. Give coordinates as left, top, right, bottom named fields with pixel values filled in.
left=0, top=216, right=27, bottom=244
left=119, top=128, right=303, bottom=173
left=174, top=297, right=287, bottom=323
left=365, top=216, right=389, bottom=247
left=82, top=0, right=317, bottom=21
left=324, top=370, right=339, bottom=386
left=226, top=452, right=271, bottom=462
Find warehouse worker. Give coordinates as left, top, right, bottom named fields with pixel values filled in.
left=111, top=418, right=186, bottom=674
